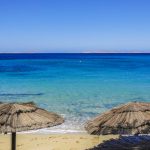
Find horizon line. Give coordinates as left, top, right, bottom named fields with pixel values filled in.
left=0, top=52, right=149, bottom=54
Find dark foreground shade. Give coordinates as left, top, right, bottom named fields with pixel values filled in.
left=88, top=136, right=150, bottom=150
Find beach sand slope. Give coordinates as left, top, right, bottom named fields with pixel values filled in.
left=0, top=134, right=118, bottom=150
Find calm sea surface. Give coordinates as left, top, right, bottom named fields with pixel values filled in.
left=0, top=53, right=150, bottom=133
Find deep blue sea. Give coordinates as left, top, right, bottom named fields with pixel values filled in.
left=0, top=53, right=150, bottom=133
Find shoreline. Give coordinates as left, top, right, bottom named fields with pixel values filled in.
left=0, top=133, right=118, bottom=150
left=19, top=128, right=87, bottom=134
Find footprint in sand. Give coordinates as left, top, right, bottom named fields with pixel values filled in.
left=76, top=140, right=79, bottom=143
left=62, top=137, right=68, bottom=139
left=17, top=144, right=23, bottom=147
left=80, top=137, right=86, bottom=139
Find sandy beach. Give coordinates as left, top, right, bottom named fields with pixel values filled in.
left=0, top=134, right=118, bottom=150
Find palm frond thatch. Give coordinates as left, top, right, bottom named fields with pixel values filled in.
left=85, top=102, right=150, bottom=135
left=88, top=136, right=150, bottom=150
left=0, top=102, right=64, bottom=133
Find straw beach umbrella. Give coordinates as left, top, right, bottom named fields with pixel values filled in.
left=0, top=102, right=64, bottom=150
left=85, top=102, right=150, bottom=135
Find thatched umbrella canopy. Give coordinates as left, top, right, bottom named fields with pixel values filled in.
left=0, top=102, right=64, bottom=150
left=88, top=135, right=150, bottom=150
left=85, top=102, right=150, bottom=135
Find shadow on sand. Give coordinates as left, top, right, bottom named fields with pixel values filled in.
left=88, top=135, right=150, bottom=150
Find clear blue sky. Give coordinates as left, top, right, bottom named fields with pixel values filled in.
left=0, top=0, right=150, bottom=53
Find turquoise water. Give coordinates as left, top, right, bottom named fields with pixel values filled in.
left=0, top=53, right=150, bottom=133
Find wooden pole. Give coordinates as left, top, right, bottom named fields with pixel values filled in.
left=11, top=132, right=16, bottom=150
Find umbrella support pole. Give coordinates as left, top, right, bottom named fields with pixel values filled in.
left=11, top=132, right=16, bottom=150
